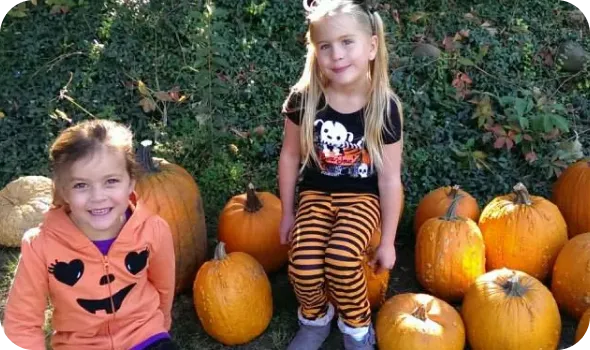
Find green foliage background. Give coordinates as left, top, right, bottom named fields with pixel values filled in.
left=1, top=0, right=589, bottom=237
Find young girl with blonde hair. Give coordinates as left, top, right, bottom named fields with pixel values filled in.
left=278, top=1, right=404, bottom=349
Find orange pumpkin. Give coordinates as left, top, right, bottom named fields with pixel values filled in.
left=134, top=141, right=207, bottom=293
left=551, top=232, right=590, bottom=319
left=414, top=185, right=479, bottom=234
left=478, top=182, right=568, bottom=281
left=326, top=228, right=390, bottom=310
left=218, top=183, right=288, bottom=272
left=462, top=269, right=561, bottom=350
left=375, top=293, right=465, bottom=350
left=415, top=193, right=485, bottom=302
left=552, top=159, right=590, bottom=238
left=193, top=242, right=272, bottom=345
left=575, top=309, right=590, bottom=344
left=364, top=228, right=391, bottom=309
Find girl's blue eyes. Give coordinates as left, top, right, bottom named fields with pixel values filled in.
left=319, top=40, right=354, bottom=50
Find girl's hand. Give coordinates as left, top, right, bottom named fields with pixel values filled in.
left=279, top=213, right=296, bottom=245
left=369, top=243, right=396, bottom=274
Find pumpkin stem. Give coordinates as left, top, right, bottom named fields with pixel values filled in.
left=447, top=185, right=460, bottom=199
left=503, top=272, right=528, bottom=297
left=214, top=242, right=228, bottom=260
left=245, top=183, right=263, bottom=213
left=513, top=182, right=532, bottom=205
left=137, top=140, right=160, bottom=173
left=443, top=187, right=463, bottom=221
left=412, top=304, right=428, bottom=322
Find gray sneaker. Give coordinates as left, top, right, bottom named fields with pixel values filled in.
left=342, top=324, right=376, bottom=350
left=286, top=322, right=332, bottom=350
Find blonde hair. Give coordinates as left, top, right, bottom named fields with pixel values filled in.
left=284, top=0, right=403, bottom=172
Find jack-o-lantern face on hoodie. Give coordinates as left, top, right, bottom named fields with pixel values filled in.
left=48, top=248, right=149, bottom=314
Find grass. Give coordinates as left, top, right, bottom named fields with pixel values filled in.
left=0, top=235, right=578, bottom=349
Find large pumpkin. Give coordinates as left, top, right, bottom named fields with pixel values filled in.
left=0, top=176, right=53, bottom=247
left=193, top=242, right=272, bottom=345
left=551, top=232, right=590, bottom=319
left=375, top=293, right=465, bottom=350
left=413, top=185, right=480, bottom=234
left=462, top=269, right=561, bottom=350
left=415, top=193, right=485, bottom=302
left=217, top=183, right=288, bottom=272
left=575, top=309, right=590, bottom=344
left=134, top=141, right=207, bottom=293
left=478, top=182, right=568, bottom=281
left=552, top=159, right=590, bottom=238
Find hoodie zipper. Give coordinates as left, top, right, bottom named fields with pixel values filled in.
left=102, top=255, right=116, bottom=350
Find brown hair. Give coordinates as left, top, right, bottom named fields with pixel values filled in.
left=49, top=119, right=138, bottom=206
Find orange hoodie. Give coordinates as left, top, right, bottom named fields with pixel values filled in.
left=3, top=197, right=175, bottom=350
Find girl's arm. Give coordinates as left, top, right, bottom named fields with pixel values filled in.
left=147, top=218, right=176, bottom=330
left=278, top=118, right=301, bottom=217
left=3, top=231, right=49, bottom=350
left=378, top=140, right=403, bottom=247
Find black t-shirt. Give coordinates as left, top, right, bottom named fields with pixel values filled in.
left=282, top=93, right=402, bottom=195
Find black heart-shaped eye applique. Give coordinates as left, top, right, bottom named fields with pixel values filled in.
left=48, top=259, right=84, bottom=286
left=125, top=248, right=149, bottom=275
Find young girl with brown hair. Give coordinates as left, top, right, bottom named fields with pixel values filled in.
left=4, top=119, right=178, bottom=350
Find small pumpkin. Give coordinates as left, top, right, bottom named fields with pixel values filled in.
left=462, top=268, right=561, bottom=350
left=217, top=183, right=288, bottom=273
left=364, top=228, right=391, bottom=309
left=326, top=228, right=390, bottom=310
left=375, top=293, right=465, bottom=350
left=478, top=182, right=568, bottom=281
left=551, top=232, right=590, bottom=319
left=193, top=242, right=272, bottom=346
left=415, top=192, right=485, bottom=302
left=552, top=159, right=590, bottom=238
left=134, top=140, right=207, bottom=293
left=413, top=185, right=479, bottom=234
left=575, top=309, right=590, bottom=344
left=0, top=176, right=53, bottom=247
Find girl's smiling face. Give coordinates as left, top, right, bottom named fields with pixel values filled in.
left=312, top=12, right=377, bottom=89
left=61, top=145, right=135, bottom=240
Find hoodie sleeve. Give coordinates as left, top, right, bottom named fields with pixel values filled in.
left=3, top=229, right=49, bottom=350
left=148, top=217, right=176, bottom=330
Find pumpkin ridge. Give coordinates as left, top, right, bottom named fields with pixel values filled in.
left=152, top=173, right=184, bottom=273
left=0, top=192, right=16, bottom=206
left=573, top=168, right=589, bottom=235
left=175, top=174, right=202, bottom=281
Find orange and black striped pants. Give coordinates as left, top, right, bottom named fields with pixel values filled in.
left=288, top=191, right=380, bottom=328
